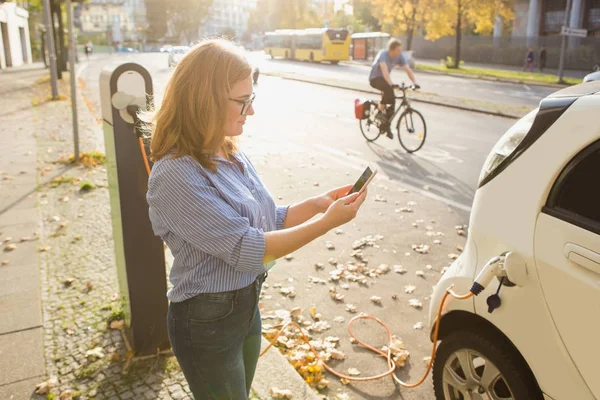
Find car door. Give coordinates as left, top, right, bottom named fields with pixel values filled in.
left=534, top=140, right=600, bottom=398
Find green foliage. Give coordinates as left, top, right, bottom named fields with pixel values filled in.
left=79, top=181, right=96, bottom=192
left=166, top=0, right=213, bottom=43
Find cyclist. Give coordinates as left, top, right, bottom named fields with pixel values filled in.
left=369, top=38, right=419, bottom=138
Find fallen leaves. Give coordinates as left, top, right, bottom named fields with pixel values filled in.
left=394, top=265, right=407, bottom=274
left=382, top=335, right=410, bottom=368
left=269, top=387, right=293, bottom=399
left=3, top=243, right=16, bottom=252
left=280, top=286, right=296, bottom=298
left=35, top=377, right=58, bottom=394
left=455, top=225, right=467, bottom=236
left=109, top=320, right=125, bottom=330
left=370, top=296, right=382, bottom=305
left=412, top=244, right=431, bottom=254
left=351, top=234, right=384, bottom=250
left=85, top=347, right=104, bottom=359
left=409, top=299, right=423, bottom=309
left=347, top=368, right=361, bottom=376
left=329, top=287, right=345, bottom=302
left=404, top=284, right=416, bottom=294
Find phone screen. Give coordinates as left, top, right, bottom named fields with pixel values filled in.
left=349, top=167, right=374, bottom=194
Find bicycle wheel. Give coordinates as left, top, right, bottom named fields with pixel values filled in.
left=397, top=109, right=426, bottom=153
left=359, top=103, right=382, bottom=142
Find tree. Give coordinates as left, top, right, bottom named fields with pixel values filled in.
left=247, top=0, right=269, bottom=33
left=425, top=0, right=514, bottom=68
left=248, top=0, right=322, bottom=32
left=166, top=0, right=213, bottom=44
left=352, top=0, right=381, bottom=32
left=372, top=0, right=430, bottom=50
left=145, top=0, right=168, bottom=41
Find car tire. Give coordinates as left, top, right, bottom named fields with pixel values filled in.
left=433, top=329, right=543, bottom=400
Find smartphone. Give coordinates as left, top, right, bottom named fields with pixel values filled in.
left=348, top=165, right=378, bottom=195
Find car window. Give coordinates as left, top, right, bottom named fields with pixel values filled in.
left=545, top=140, right=600, bottom=234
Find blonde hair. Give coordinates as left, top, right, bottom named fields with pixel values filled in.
left=147, top=39, right=252, bottom=171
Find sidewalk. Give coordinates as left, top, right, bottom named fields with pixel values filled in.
left=0, top=63, right=47, bottom=400
left=346, top=57, right=587, bottom=84
left=0, top=64, right=320, bottom=400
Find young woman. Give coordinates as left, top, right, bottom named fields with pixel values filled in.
left=145, top=39, right=367, bottom=399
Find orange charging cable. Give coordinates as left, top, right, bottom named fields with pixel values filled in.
left=259, top=288, right=473, bottom=388
left=139, top=137, right=151, bottom=176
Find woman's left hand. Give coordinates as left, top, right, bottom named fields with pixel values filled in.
left=313, top=184, right=354, bottom=213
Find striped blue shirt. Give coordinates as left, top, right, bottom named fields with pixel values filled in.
left=146, top=151, right=289, bottom=302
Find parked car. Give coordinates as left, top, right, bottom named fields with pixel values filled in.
left=168, top=46, right=191, bottom=67
left=160, top=45, right=173, bottom=53
left=403, top=50, right=416, bottom=69
left=583, top=70, right=600, bottom=82
left=428, top=81, right=600, bottom=400
left=116, top=47, right=138, bottom=53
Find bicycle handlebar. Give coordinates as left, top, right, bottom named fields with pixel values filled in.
left=392, top=83, right=420, bottom=91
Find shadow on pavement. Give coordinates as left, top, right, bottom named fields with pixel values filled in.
left=366, top=142, right=475, bottom=216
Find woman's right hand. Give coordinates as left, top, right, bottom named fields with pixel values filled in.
left=321, top=190, right=368, bottom=229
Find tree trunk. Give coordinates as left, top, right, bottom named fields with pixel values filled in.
left=407, top=0, right=418, bottom=50
left=41, top=31, right=48, bottom=68
left=454, top=0, right=461, bottom=69
left=50, top=0, right=65, bottom=78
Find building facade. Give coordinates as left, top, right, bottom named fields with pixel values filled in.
left=0, top=1, right=32, bottom=69
left=201, top=0, right=257, bottom=39
left=77, top=0, right=146, bottom=43
left=512, top=0, right=600, bottom=37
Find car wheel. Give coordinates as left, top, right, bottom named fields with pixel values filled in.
left=433, top=330, right=543, bottom=400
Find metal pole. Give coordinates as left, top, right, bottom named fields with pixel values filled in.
left=66, top=0, right=80, bottom=161
left=557, top=0, right=573, bottom=83
left=42, top=0, right=59, bottom=98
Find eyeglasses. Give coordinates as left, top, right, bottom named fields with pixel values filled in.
left=229, top=93, right=256, bottom=116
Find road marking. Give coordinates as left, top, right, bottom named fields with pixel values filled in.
left=76, top=61, right=89, bottom=78
left=523, top=84, right=532, bottom=91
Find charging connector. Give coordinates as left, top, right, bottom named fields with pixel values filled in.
left=470, top=256, right=506, bottom=295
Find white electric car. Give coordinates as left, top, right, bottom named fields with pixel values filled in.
left=429, top=81, right=600, bottom=400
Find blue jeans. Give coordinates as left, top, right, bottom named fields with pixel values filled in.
left=167, top=274, right=266, bottom=400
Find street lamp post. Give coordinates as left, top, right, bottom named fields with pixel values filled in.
left=66, top=0, right=80, bottom=161
left=557, top=0, right=573, bottom=83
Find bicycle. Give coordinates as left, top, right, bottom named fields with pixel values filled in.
left=358, top=83, right=427, bottom=153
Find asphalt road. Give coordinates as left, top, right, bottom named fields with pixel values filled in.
left=245, top=52, right=556, bottom=109
left=79, top=52, right=514, bottom=212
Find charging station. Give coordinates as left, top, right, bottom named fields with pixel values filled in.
left=100, top=63, right=169, bottom=355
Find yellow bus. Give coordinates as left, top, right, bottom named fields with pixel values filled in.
left=264, top=28, right=350, bottom=64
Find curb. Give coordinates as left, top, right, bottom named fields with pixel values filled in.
left=342, top=59, right=576, bottom=89
left=262, top=71, right=523, bottom=119
left=414, top=67, right=571, bottom=90
left=252, top=337, right=322, bottom=400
